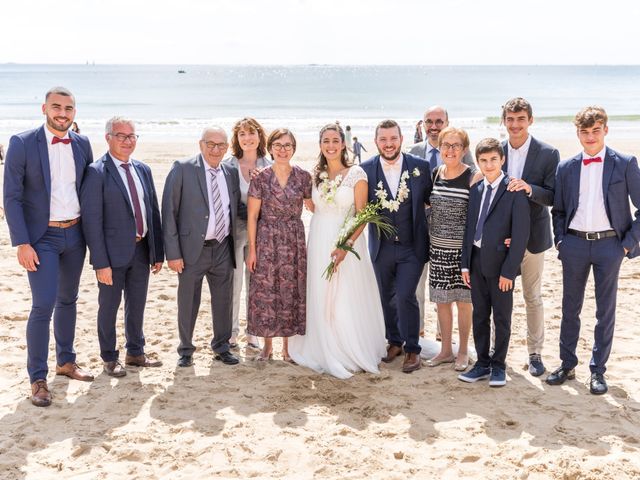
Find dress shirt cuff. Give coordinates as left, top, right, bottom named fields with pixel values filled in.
left=461, top=268, right=469, bottom=273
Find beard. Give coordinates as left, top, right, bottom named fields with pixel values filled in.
left=378, top=145, right=402, bottom=161
left=46, top=114, right=73, bottom=134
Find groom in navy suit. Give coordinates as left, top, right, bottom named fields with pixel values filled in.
left=81, top=117, right=164, bottom=378
left=360, top=119, right=432, bottom=373
left=3, top=87, right=94, bottom=407
left=547, top=106, right=640, bottom=395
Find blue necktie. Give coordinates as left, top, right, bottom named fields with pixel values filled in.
left=474, top=184, right=493, bottom=243
left=429, top=148, right=439, bottom=171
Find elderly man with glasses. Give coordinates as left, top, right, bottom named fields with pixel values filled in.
left=80, top=116, right=165, bottom=377
left=162, top=127, right=244, bottom=368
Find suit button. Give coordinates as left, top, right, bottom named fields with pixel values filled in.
left=205, top=215, right=209, bottom=219
left=201, top=234, right=205, bottom=238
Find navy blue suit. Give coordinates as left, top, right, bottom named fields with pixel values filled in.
left=80, top=153, right=164, bottom=362
left=462, top=176, right=530, bottom=369
left=552, top=147, right=640, bottom=374
left=502, top=137, right=560, bottom=253
left=3, top=126, right=93, bottom=383
left=360, top=153, right=432, bottom=354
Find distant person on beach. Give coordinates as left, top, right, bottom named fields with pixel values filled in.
left=0, top=143, right=4, bottom=164
left=547, top=106, right=640, bottom=395
left=3, top=86, right=94, bottom=407
left=80, top=117, right=164, bottom=377
left=409, top=105, right=475, bottom=340
left=345, top=125, right=353, bottom=155
left=162, top=126, right=243, bottom=368
left=71, top=122, right=80, bottom=134
left=500, top=97, right=560, bottom=377
left=246, top=128, right=312, bottom=362
left=223, top=117, right=272, bottom=351
left=414, top=120, right=423, bottom=144
left=459, top=138, right=530, bottom=387
left=352, top=136, right=367, bottom=163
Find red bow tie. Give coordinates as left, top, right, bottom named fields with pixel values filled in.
left=51, top=136, right=71, bottom=145
left=583, top=156, right=602, bottom=166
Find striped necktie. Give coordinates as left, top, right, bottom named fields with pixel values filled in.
left=209, top=168, right=227, bottom=242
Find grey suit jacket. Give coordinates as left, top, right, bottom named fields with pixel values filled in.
left=408, top=140, right=476, bottom=171
left=162, top=154, right=242, bottom=267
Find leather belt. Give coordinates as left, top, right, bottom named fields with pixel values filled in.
left=48, top=218, right=80, bottom=228
left=567, top=229, right=617, bottom=241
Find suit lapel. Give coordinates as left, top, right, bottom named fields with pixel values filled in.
left=486, top=176, right=509, bottom=217
left=602, top=147, right=615, bottom=194
left=405, top=154, right=420, bottom=220
left=196, top=155, right=209, bottom=206
left=69, top=131, right=86, bottom=192
left=520, top=137, right=539, bottom=181
left=105, top=154, right=134, bottom=215
left=568, top=155, right=582, bottom=212
left=501, top=141, right=509, bottom=174
left=220, top=163, right=235, bottom=228
left=36, top=127, right=52, bottom=196
left=132, top=160, right=151, bottom=214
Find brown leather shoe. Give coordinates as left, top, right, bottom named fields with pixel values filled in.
left=31, top=379, right=52, bottom=407
left=56, top=362, right=94, bottom=382
left=402, top=352, right=422, bottom=373
left=103, top=360, right=127, bottom=377
left=125, top=353, right=162, bottom=368
left=382, top=344, right=403, bottom=363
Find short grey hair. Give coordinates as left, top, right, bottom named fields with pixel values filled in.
left=45, top=86, right=75, bottom=102
left=200, top=126, right=227, bottom=141
left=105, top=116, right=136, bottom=135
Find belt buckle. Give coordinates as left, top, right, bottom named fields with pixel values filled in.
left=586, top=232, right=598, bottom=241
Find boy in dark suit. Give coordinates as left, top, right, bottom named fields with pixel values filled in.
left=547, top=106, right=640, bottom=395
left=459, top=138, right=530, bottom=387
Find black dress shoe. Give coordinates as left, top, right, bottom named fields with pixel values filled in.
left=215, top=351, right=239, bottom=365
left=177, top=355, right=193, bottom=367
left=590, top=373, right=608, bottom=395
left=545, top=366, right=575, bottom=385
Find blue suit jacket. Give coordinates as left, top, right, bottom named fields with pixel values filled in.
left=462, top=176, right=530, bottom=280
left=552, top=147, right=640, bottom=259
left=360, top=152, right=432, bottom=263
left=3, top=125, right=93, bottom=246
left=502, top=136, right=560, bottom=253
left=80, top=153, right=164, bottom=270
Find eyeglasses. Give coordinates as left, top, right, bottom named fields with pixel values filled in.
left=271, top=143, right=294, bottom=152
left=425, top=119, right=445, bottom=127
left=110, top=133, right=139, bottom=142
left=202, top=141, right=228, bottom=151
left=440, top=142, right=464, bottom=152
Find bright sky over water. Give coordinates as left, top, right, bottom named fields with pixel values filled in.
left=3, top=0, right=639, bottom=65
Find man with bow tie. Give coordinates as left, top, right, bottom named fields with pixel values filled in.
left=3, top=87, right=95, bottom=407
left=361, top=119, right=432, bottom=373
left=547, top=106, right=640, bottom=395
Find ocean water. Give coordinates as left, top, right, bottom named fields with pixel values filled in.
left=1, top=64, right=639, bottom=142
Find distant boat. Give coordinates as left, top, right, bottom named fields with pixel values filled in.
left=178, top=69, right=186, bottom=74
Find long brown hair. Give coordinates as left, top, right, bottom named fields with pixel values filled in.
left=230, top=117, right=267, bottom=159
left=314, top=123, right=351, bottom=186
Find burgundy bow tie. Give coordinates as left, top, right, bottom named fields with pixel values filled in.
left=51, top=136, right=71, bottom=145
left=583, top=156, right=602, bottom=166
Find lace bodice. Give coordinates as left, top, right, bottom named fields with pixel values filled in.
left=312, top=166, right=368, bottom=216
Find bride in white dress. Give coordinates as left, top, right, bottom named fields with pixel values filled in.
left=289, top=124, right=386, bottom=379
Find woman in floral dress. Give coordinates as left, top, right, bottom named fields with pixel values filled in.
left=246, top=128, right=312, bottom=362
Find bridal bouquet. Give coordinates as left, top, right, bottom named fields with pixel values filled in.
left=322, top=201, right=396, bottom=280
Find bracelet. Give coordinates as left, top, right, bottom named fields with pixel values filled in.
left=345, top=239, right=354, bottom=248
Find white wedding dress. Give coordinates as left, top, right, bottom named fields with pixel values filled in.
left=289, top=166, right=387, bottom=379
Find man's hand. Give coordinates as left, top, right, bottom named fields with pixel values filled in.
left=498, top=276, right=513, bottom=292
left=151, top=262, right=163, bottom=274
left=462, top=271, right=471, bottom=288
left=168, top=259, right=184, bottom=274
left=17, top=244, right=39, bottom=272
left=507, top=178, right=532, bottom=195
left=96, top=267, right=113, bottom=286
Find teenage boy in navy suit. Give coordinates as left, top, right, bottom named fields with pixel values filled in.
left=459, top=138, right=530, bottom=387
left=547, top=106, right=640, bottom=395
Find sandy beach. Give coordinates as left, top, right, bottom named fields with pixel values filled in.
left=1, top=135, right=640, bottom=480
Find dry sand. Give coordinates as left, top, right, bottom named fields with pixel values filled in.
left=0, top=136, right=639, bottom=479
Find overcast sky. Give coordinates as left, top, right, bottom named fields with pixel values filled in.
left=3, top=0, right=639, bottom=65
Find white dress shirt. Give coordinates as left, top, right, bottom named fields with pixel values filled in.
left=507, top=135, right=532, bottom=180
left=569, top=146, right=612, bottom=232
left=381, top=156, right=402, bottom=198
left=474, top=172, right=505, bottom=248
left=205, top=162, right=231, bottom=240
left=44, top=126, right=81, bottom=221
left=110, top=154, right=148, bottom=237
left=426, top=141, right=442, bottom=167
